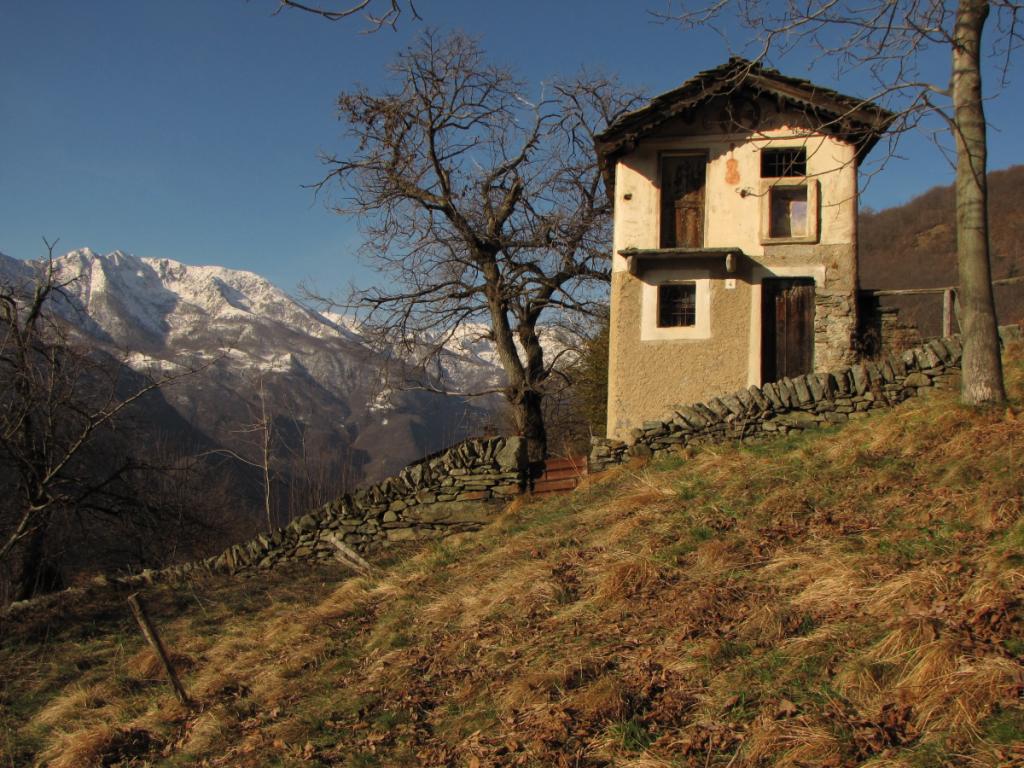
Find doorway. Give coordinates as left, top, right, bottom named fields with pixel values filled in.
left=762, top=278, right=815, bottom=382
left=660, top=154, right=706, bottom=248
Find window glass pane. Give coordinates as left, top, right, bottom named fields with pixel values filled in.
left=770, top=186, right=808, bottom=238
left=657, top=283, right=697, bottom=327
left=761, top=148, right=806, bottom=178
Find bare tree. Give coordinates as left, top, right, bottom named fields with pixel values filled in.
left=270, top=0, right=418, bottom=30
left=311, top=32, right=643, bottom=461
left=0, top=243, right=200, bottom=600
left=659, top=0, right=1018, bottom=405
left=196, top=374, right=281, bottom=532
left=284, top=428, right=347, bottom=521
left=199, top=375, right=359, bottom=531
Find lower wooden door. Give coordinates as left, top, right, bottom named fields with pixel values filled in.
left=762, top=278, right=815, bottom=382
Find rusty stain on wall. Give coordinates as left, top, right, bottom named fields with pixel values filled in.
left=725, top=156, right=740, bottom=185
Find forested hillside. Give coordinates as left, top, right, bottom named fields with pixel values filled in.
left=860, top=165, right=1024, bottom=335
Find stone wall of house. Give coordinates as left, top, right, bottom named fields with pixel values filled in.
left=109, top=436, right=530, bottom=586
left=814, top=285, right=860, bottom=369
left=590, top=337, right=963, bottom=472
left=879, top=307, right=925, bottom=354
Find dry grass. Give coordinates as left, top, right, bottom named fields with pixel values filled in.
left=866, top=564, right=953, bottom=615
left=38, top=724, right=159, bottom=768
left=766, top=546, right=876, bottom=614
left=176, top=704, right=233, bottom=756
left=742, top=718, right=843, bottom=767
left=596, top=555, right=666, bottom=601
left=3, top=346, right=1023, bottom=767
left=37, top=724, right=118, bottom=768
left=33, top=682, right=116, bottom=728
left=916, top=655, right=1024, bottom=735
left=126, top=647, right=195, bottom=681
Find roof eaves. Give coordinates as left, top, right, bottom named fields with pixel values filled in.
left=594, top=57, right=896, bottom=201
left=597, top=56, right=894, bottom=155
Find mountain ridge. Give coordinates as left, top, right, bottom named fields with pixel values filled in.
left=0, top=248, right=506, bottom=496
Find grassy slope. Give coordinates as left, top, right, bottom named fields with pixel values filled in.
left=3, top=348, right=1024, bottom=768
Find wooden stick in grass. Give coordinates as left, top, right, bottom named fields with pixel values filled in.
left=326, top=533, right=379, bottom=577
left=127, top=592, right=192, bottom=706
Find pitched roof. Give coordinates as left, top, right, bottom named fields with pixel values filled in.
left=595, top=56, right=895, bottom=181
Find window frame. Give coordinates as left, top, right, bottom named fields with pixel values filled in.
left=759, top=177, right=820, bottom=245
left=640, top=270, right=712, bottom=342
left=761, top=147, right=807, bottom=179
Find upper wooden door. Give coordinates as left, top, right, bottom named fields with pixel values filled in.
left=762, top=278, right=815, bottom=382
left=660, top=155, right=706, bottom=248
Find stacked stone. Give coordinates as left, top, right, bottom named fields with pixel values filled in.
left=589, top=337, right=963, bottom=470
left=879, top=307, right=924, bottom=354
left=107, top=435, right=529, bottom=585
left=6, top=336, right=982, bottom=612
left=814, top=290, right=859, bottom=368
left=216, top=435, right=527, bottom=574
left=587, top=439, right=630, bottom=473
left=117, top=337, right=966, bottom=585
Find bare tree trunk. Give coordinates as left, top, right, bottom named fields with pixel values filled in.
left=256, top=377, right=275, bottom=532
left=518, top=322, right=549, bottom=463
left=952, top=0, right=1006, bottom=405
left=13, top=523, right=59, bottom=602
left=512, top=387, right=548, bottom=463
left=481, top=260, right=548, bottom=461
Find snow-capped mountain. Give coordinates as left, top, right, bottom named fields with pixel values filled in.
left=0, top=248, right=508, bottom=483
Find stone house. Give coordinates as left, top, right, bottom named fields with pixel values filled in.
left=595, top=57, right=893, bottom=440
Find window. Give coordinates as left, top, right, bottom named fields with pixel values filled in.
left=761, top=148, right=806, bottom=178
left=769, top=186, right=809, bottom=238
left=642, top=272, right=710, bottom=341
left=759, top=147, right=817, bottom=243
left=657, top=283, right=697, bottom=327
left=759, top=178, right=819, bottom=244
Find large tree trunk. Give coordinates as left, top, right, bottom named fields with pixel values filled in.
left=952, top=0, right=1006, bottom=405
left=517, top=319, right=549, bottom=463
left=481, top=259, right=549, bottom=462
left=510, top=386, right=548, bottom=464
left=13, top=523, right=60, bottom=602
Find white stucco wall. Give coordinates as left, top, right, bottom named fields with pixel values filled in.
left=611, top=129, right=858, bottom=273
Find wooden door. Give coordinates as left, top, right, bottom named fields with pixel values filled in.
left=762, top=278, right=815, bottom=382
left=660, top=155, right=706, bottom=248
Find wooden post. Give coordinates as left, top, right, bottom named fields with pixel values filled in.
left=127, top=593, right=192, bottom=706
left=326, top=533, right=379, bottom=577
left=943, top=288, right=955, bottom=337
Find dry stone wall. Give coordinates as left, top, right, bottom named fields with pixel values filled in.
left=589, top=337, right=964, bottom=472
left=110, top=435, right=529, bottom=586
left=150, top=337, right=969, bottom=583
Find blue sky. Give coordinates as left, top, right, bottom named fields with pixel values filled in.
left=2, top=1, right=1020, bottom=296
